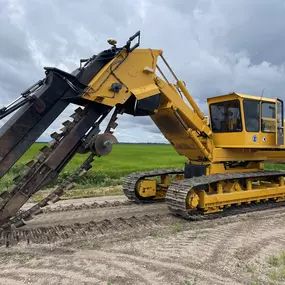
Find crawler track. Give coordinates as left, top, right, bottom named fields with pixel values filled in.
left=122, top=168, right=183, bottom=202
left=167, top=170, right=285, bottom=218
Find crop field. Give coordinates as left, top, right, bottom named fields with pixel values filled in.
left=1, top=143, right=285, bottom=193
left=0, top=143, right=186, bottom=192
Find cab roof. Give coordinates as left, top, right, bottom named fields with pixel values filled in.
left=207, top=92, right=277, bottom=104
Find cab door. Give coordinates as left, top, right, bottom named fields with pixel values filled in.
left=276, top=98, right=284, bottom=145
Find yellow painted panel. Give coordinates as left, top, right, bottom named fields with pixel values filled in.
left=212, top=132, right=278, bottom=148
left=82, top=49, right=162, bottom=107
left=137, top=180, right=156, bottom=197
left=130, top=84, right=160, bottom=100
left=203, top=186, right=285, bottom=207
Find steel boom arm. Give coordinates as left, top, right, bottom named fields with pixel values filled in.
left=81, top=47, right=213, bottom=160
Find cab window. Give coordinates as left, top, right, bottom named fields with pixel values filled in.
left=243, top=100, right=259, bottom=132
left=261, top=102, right=275, bottom=133
left=210, top=100, right=242, bottom=133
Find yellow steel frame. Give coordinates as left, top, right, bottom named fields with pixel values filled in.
left=193, top=176, right=285, bottom=214
left=136, top=173, right=184, bottom=199
left=83, top=47, right=285, bottom=167
left=83, top=48, right=213, bottom=163
left=81, top=45, right=285, bottom=208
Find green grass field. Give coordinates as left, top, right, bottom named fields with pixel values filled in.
left=1, top=143, right=285, bottom=193
left=0, top=143, right=186, bottom=192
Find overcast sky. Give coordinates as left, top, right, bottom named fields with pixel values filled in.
left=1, top=0, right=285, bottom=143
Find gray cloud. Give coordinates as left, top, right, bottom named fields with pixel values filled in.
left=0, top=0, right=285, bottom=143
left=217, top=0, right=285, bottom=65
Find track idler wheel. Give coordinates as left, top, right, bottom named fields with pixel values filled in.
left=186, top=189, right=199, bottom=209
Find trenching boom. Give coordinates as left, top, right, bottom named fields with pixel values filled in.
left=1, top=30, right=285, bottom=229
left=0, top=34, right=136, bottom=228
left=0, top=30, right=211, bottom=228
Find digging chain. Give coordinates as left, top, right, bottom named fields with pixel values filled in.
left=0, top=107, right=121, bottom=229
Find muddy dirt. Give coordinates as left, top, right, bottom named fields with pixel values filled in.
left=1, top=195, right=285, bottom=284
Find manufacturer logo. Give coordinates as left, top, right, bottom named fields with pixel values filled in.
left=252, top=135, right=257, bottom=143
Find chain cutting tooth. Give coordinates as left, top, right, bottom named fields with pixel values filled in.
left=22, top=169, right=31, bottom=177
left=75, top=107, right=83, bottom=115
left=60, top=126, right=68, bottom=133
left=49, top=140, right=57, bottom=147
left=50, top=132, right=62, bottom=141
left=50, top=195, right=60, bottom=203
left=62, top=120, right=72, bottom=127
left=22, top=214, right=33, bottom=221
left=13, top=219, right=26, bottom=228
left=4, top=185, right=17, bottom=196
left=38, top=199, right=49, bottom=208
left=13, top=175, right=22, bottom=183
left=25, top=160, right=35, bottom=168
left=33, top=207, right=43, bottom=216
left=66, top=183, right=75, bottom=190
left=109, top=121, right=118, bottom=129
left=53, top=187, right=64, bottom=196
left=34, top=153, right=46, bottom=163
left=39, top=146, right=50, bottom=154
left=84, top=164, right=92, bottom=171
left=70, top=113, right=81, bottom=122
left=79, top=169, right=87, bottom=177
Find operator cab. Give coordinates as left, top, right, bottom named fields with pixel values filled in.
left=207, top=93, right=284, bottom=148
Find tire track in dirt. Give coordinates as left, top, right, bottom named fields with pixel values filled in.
left=195, top=225, right=241, bottom=264
left=25, top=203, right=167, bottom=228
left=86, top=247, right=244, bottom=284
left=200, top=213, right=285, bottom=282
left=0, top=277, right=25, bottom=285
left=208, top=212, right=285, bottom=264
left=205, top=221, right=250, bottom=263
left=231, top=217, right=285, bottom=262
left=0, top=268, right=102, bottom=285
left=0, top=247, right=169, bottom=285
left=95, top=208, right=285, bottom=285
left=2, top=204, right=285, bottom=284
